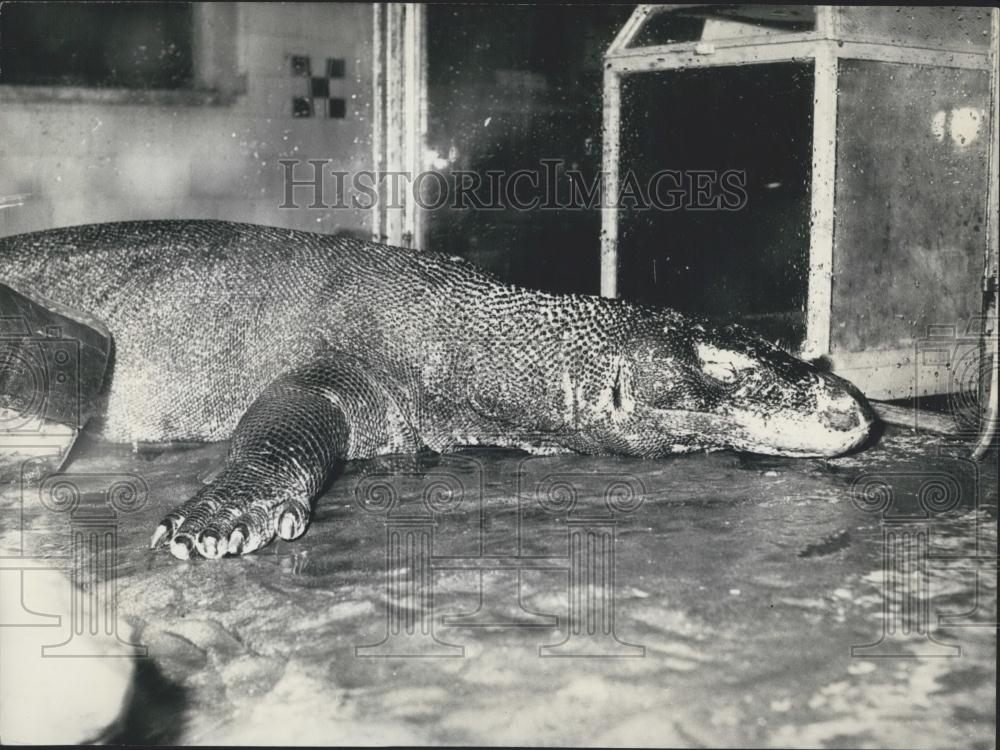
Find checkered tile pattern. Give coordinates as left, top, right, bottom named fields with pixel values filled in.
left=290, top=55, right=346, bottom=119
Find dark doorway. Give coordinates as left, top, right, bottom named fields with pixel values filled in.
left=425, top=4, right=633, bottom=295
left=618, top=62, right=814, bottom=350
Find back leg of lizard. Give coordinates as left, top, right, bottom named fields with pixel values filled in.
left=152, top=355, right=419, bottom=560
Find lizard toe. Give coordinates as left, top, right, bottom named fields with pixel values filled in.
left=274, top=499, right=311, bottom=541
left=169, top=534, right=196, bottom=560
left=229, top=505, right=275, bottom=556
left=195, top=503, right=248, bottom=558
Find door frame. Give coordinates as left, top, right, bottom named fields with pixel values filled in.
left=371, top=3, right=427, bottom=249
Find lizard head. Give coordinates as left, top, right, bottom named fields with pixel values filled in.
left=578, top=310, right=876, bottom=458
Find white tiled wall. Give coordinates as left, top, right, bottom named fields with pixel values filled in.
left=0, top=2, right=373, bottom=238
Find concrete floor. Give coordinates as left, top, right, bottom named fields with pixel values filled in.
left=1, top=425, right=996, bottom=747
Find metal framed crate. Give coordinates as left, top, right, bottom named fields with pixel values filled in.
left=601, top=5, right=996, bottom=400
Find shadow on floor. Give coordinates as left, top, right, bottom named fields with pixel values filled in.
left=99, top=658, right=188, bottom=745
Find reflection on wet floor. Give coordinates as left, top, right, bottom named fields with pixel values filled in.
left=1, top=427, right=996, bottom=747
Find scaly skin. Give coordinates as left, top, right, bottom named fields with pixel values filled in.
left=1, top=220, right=875, bottom=559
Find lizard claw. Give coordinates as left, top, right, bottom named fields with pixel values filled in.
left=150, top=524, right=170, bottom=550
left=169, top=535, right=194, bottom=560
left=276, top=501, right=310, bottom=541
left=196, top=532, right=226, bottom=560
left=227, top=528, right=246, bottom=556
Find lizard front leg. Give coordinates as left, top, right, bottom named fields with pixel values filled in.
left=151, top=356, right=418, bottom=559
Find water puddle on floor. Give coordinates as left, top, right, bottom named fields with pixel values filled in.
left=1, top=428, right=995, bottom=746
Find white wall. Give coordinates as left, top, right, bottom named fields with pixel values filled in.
left=0, top=2, right=373, bottom=238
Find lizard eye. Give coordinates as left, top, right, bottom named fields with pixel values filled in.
left=696, top=343, right=757, bottom=385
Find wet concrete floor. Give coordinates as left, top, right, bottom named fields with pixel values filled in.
left=1, top=426, right=996, bottom=747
